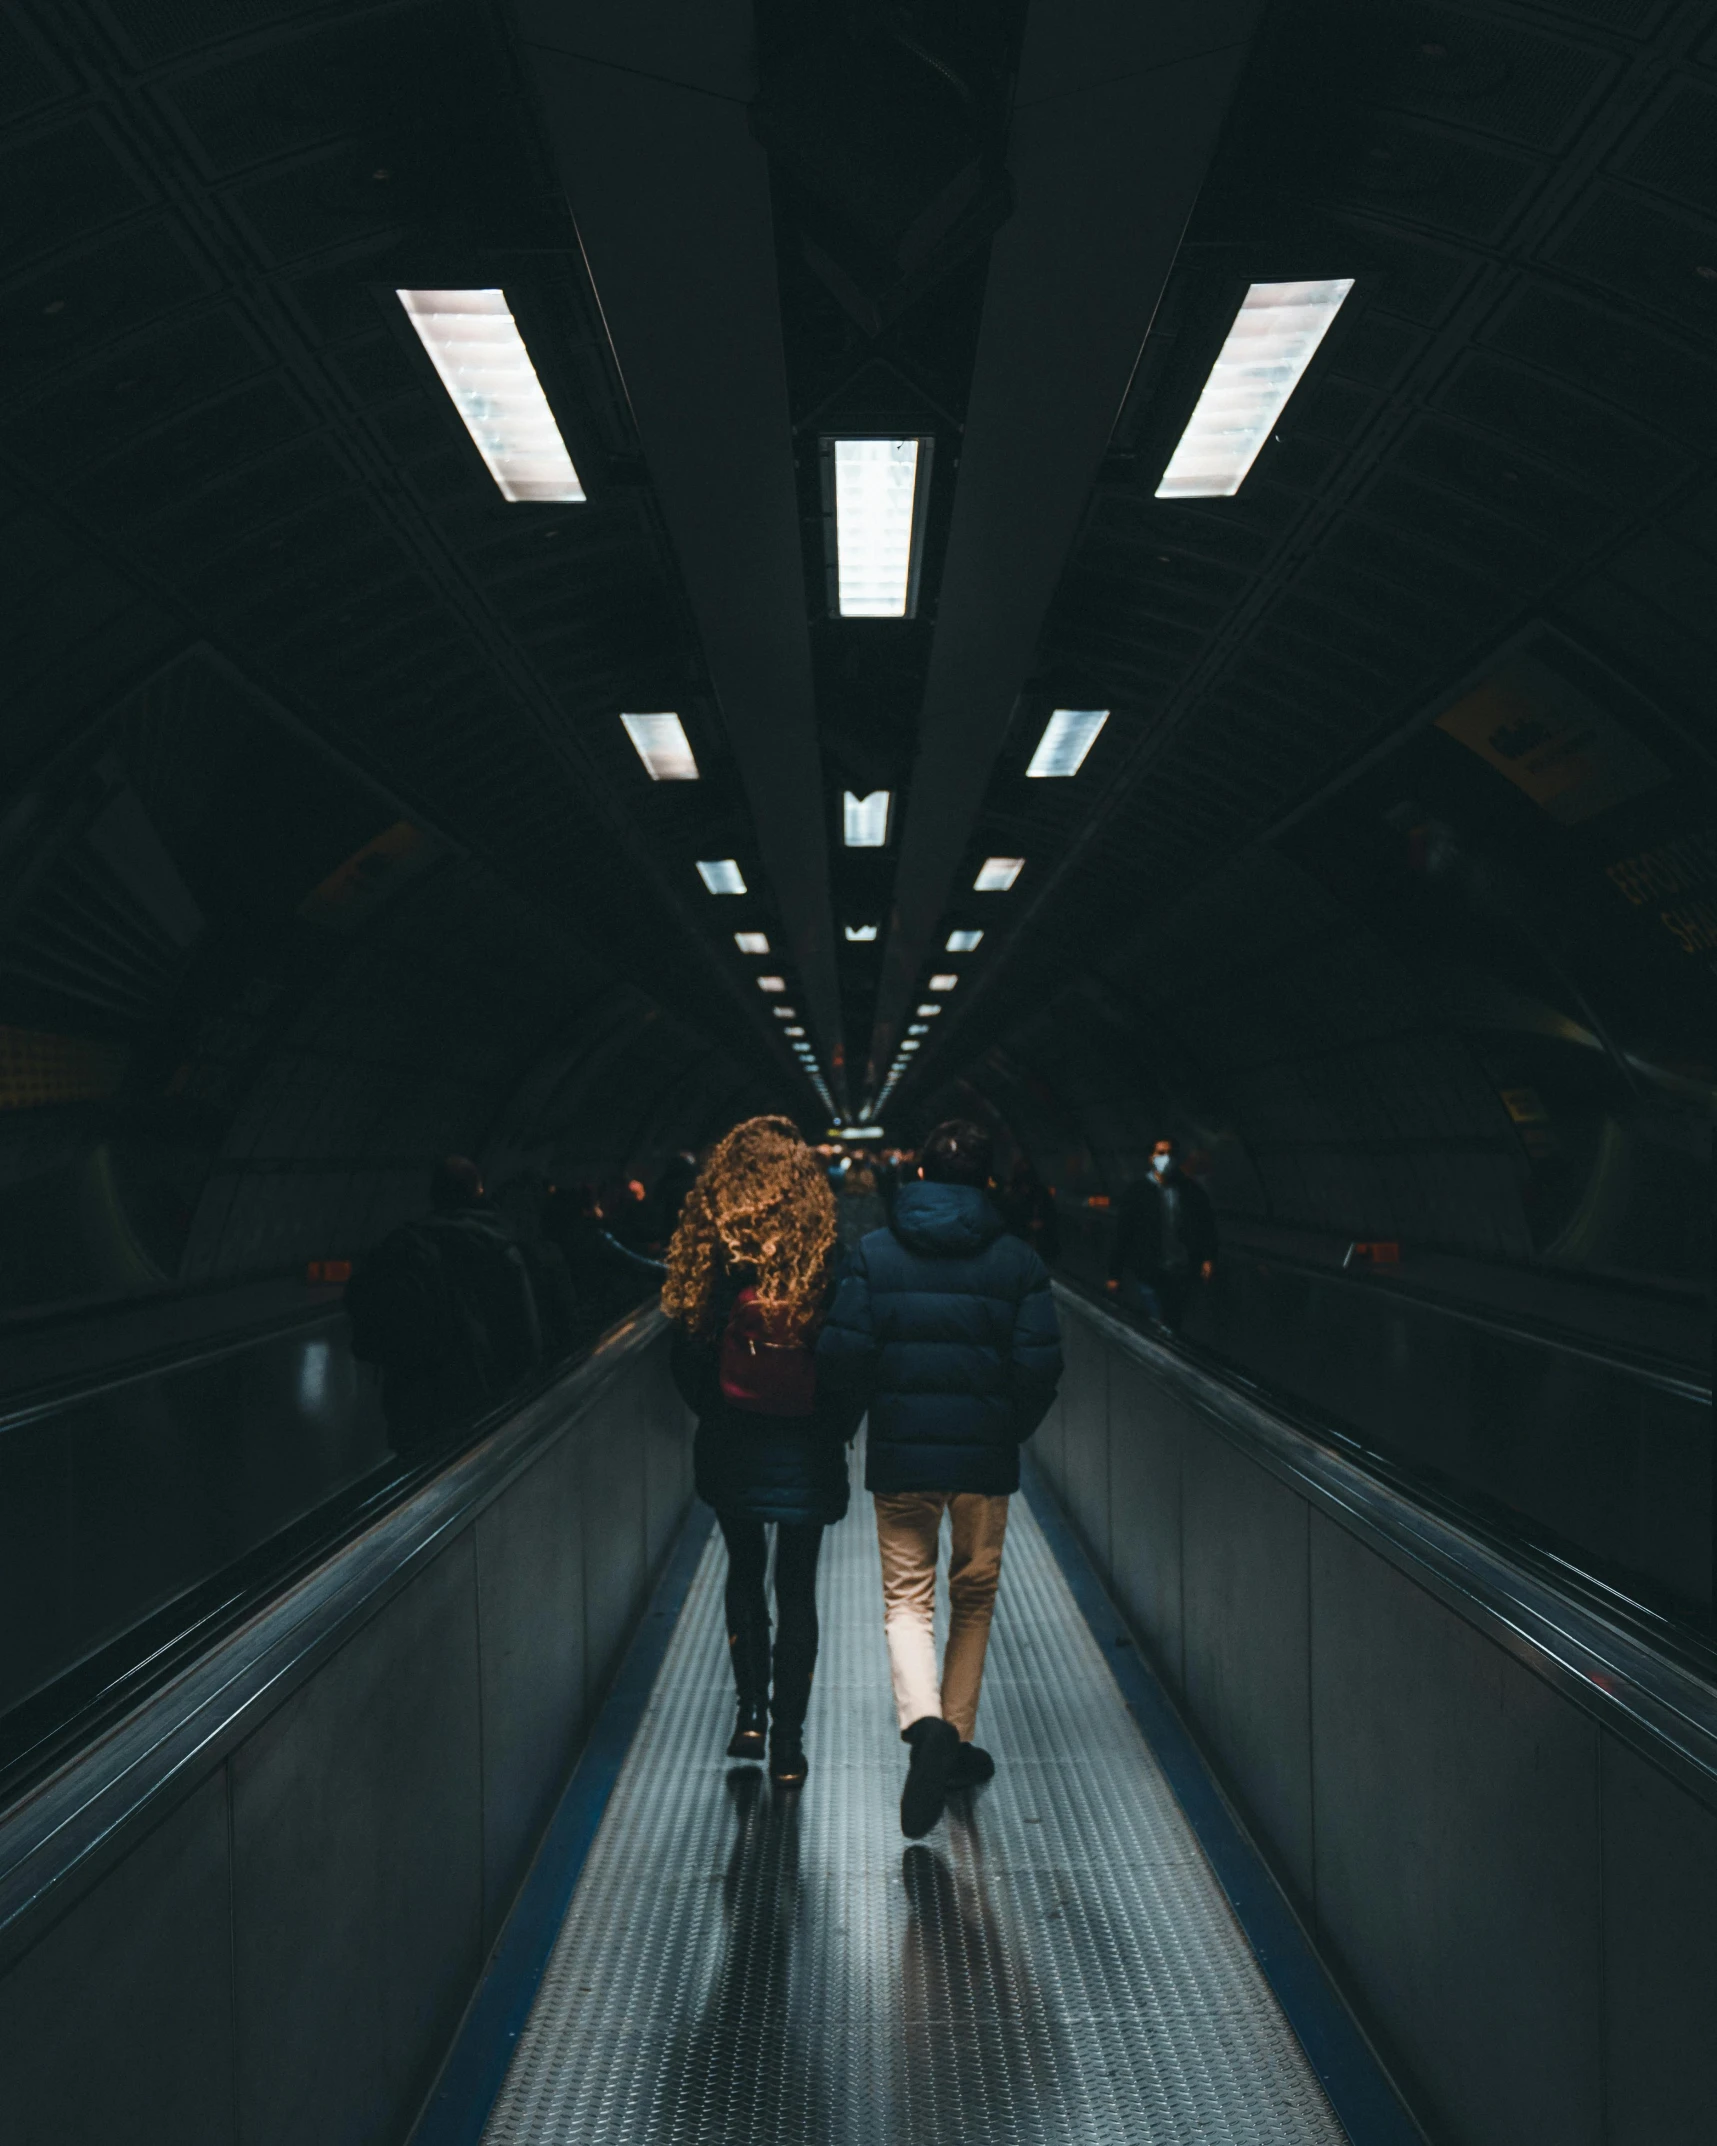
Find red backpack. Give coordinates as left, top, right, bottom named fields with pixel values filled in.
left=719, top=1287, right=817, bottom=1418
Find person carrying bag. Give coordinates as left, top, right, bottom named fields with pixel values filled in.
left=664, top=1117, right=852, bottom=1789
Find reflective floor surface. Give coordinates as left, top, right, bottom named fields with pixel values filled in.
left=481, top=1453, right=1344, bottom=2145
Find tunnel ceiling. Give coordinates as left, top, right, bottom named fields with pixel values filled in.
left=894, top=0, right=1717, bottom=1114
left=3, top=0, right=1715, bottom=1200
left=0, top=0, right=824, bottom=1126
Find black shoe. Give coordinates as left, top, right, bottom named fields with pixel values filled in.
left=949, top=1742, right=995, bottom=1790
left=900, top=1717, right=960, bottom=1838
left=770, top=1732, right=808, bottom=1788
left=726, top=1701, right=767, bottom=1761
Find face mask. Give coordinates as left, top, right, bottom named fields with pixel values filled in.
left=1151, top=1153, right=1172, bottom=1176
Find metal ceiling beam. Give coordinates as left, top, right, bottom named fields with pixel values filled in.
left=516, top=5, right=846, bottom=1102
left=865, top=2, right=1260, bottom=1095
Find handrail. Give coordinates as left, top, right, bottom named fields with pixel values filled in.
left=0, top=1293, right=347, bottom=1431
left=0, top=1305, right=668, bottom=1977
left=1212, top=1231, right=1709, bottom=1403
left=1055, top=1282, right=1717, bottom=1810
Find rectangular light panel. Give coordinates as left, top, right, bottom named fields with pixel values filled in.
left=397, top=290, right=585, bottom=502
left=974, top=856, right=1024, bottom=892
left=901, top=1039, right=920, bottom=1051
left=1027, top=708, right=1108, bottom=779
left=945, top=929, right=983, bottom=952
left=734, top=932, right=770, bottom=955
left=928, top=973, right=958, bottom=992
left=758, top=975, right=786, bottom=992
left=1155, top=278, right=1354, bottom=500
left=916, top=1003, right=942, bottom=1017
left=833, top=439, right=920, bottom=616
left=696, top=859, right=747, bottom=894
left=845, top=924, right=879, bottom=943
left=785, top=1025, right=805, bottom=1036
left=620, top=712, right=698, bottom=781
left=772, top=1005, right=796, bottom=1019
left=843, top=790, right=891, bottom=847
left=909, top=1023, right=928, bottom=1036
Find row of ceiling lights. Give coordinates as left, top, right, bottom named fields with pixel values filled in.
left=397, top=277, right=1355, bottom=1119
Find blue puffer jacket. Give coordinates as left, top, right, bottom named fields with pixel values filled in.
left=817, top=1181, right=1063, bottom=1496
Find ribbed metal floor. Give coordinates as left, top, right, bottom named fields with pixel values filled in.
left=481, top=1453, right=1347, bottom=2145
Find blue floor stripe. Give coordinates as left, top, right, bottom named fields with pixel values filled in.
left=1019, top=1450, right=1427, bottom=2146
left=411, top=1500, right=717, bottom=2146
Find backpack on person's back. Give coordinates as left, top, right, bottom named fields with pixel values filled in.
left=718, top=1286, right=817, bottom=1418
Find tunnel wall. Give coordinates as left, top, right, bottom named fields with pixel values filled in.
left=0, top=1311, right=693, bottom=2146
left=1036, top=1285, right=1717, bottom=2146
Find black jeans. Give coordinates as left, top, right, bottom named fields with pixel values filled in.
left=718, top=1515, right=824, bottom=1727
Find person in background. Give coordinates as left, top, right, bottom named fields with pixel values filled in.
left=997, top=1157, right=1061, bottom=1269
left=1106, top=1136, right=1217, bottom=1333
left=543, top=1182, right=664, bottom=1324
left=645, top=1150, right=700, bottom=1253
left=598, top=1177, right=651, bottom=1250
left=835, top=1157, right=888, bottom=1252
left=491, top=1171, right=579, bottom=1364
left=663, top=1116, right=851, bottom=1790
left=818, top=1118, right=1062, bottom=1840
left=345, top=1155, right=542, bottom=1458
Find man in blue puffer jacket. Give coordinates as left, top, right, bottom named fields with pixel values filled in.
left=818, top=1117, right=1062, bottom=1838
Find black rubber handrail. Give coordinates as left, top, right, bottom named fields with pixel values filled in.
left=1209, top=1231, right=1709, bottom=1403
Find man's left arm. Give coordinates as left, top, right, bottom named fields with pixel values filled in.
left=1008, top=1255, right=1064, bottom=1441
left=816, top=1245, right=879, bottom=1436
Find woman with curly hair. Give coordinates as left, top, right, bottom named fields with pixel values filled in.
left=664, top=1115, right=849, bottom=1787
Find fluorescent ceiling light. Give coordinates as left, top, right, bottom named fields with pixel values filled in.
left=785, top=1025, right=805, bottom=1037
left=902, top=1039, right=920, bottom=1051
left=620, top=712, right=698, bottom=781
left=1155, top=278, right=1354, bottom=500
left=734, top=932, right=770, bottom=955
left=909, top=1023, right=928, bottom=1036
left=928, top=973, right=958, bottom=992
left=845, top=924, right=879, bottom=943
left=843, top=790, right=891, bottom=847
left=833, top=439, right=922, bottom=616
left=1027, top=708, right=1108, bottom=779
left=772, top=1005, right=796, bottom=1019
left=974, top=857, right=1024, bottom=892
left=397, top=289, right=584, bottom=502
left=758, top=975, right=786, bottom=992
left=916, top=1003, right=941, bottom=1017
left=945, top=930, right=983, bottom=953
left=696, top=859, right=746, bottom=894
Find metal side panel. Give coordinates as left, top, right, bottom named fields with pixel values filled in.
left=478, top=1451, right=1348, bottom=2145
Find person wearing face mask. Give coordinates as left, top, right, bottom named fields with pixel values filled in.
left=1105, top=1136, right=1217, bottom=1333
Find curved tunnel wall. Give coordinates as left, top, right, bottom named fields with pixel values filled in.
left=0, top=644, right=776, bottom=1321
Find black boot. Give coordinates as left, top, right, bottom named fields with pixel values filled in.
left=726, top=1620, right=771, bottom=1761
left=900, top=1717, right=960, bottom=1838
left=769, top=1648, right=814, bottom=1788
left=949, top=1742, right=995, bottom=1789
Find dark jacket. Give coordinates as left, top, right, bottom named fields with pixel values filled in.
left=1109, top=1167, right=1217, bottom=1283
left=671, top=1270, right=852, bottom=1527
left=817, top=1181, right=1063, bottom=1497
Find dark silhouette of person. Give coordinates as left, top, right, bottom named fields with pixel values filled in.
left=997, top=1157, right=1061, bottom=1268
left=1106, top=1136, right=1217, bottom=1333
left=645, top=1149, right=700, bottom=1252
left=542, top=1181, right=665, bottom=1327
left=345, top=1155, right=542, bottom=1459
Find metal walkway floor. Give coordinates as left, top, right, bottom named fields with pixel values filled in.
left=480, top=1459, right=1348, bottom=2146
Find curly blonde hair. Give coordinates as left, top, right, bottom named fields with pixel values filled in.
left=662, top=1115, right=837, bottom=1340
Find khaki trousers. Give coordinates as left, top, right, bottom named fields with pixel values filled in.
left=873, top=1491, right=1011, bottom=1742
